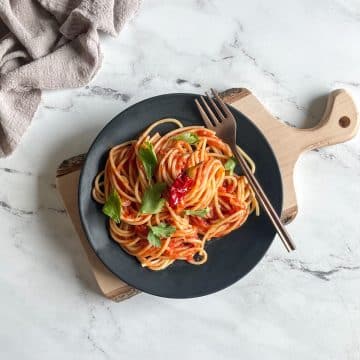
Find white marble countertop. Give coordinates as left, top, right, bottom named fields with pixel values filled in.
left=1, top=1, right=360, bottom=359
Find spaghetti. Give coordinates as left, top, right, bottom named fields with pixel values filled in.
left=92, top=119, right=259, bottom=271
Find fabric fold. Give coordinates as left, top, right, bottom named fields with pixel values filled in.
left=0, top=0, right=140, bottom=157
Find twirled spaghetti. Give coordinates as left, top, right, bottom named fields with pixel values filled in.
left=92, top=119, right=259, bottom=271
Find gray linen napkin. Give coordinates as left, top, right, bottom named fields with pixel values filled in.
left=0, top=0, right=140, bottom=157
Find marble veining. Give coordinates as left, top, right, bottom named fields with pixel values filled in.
left=266, top=256, right=360, bottom=282
left=0, top=199, right=66, bottom=216
left=1, top=0, right=360, bottom=359
left=0, top=167, right=33, bottom=175
left=79, top=85, right=132, bottom=102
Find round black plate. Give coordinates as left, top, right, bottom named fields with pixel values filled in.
left=79, top=93, right=282, bottom=298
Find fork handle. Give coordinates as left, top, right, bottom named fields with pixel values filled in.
left=232, top=146, right=296, bottom=252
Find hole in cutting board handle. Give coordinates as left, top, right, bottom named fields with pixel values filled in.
left=339, top=116, right=351, bottom=128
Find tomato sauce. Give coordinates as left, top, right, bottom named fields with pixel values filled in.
left=134, top=224, right=148, bottom=237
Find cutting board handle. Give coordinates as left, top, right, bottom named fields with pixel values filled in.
left=222, top=88, right=358, bottom=224
left=292, top=89, right=358, bottom=153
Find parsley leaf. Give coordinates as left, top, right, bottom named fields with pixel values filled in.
left=138, top=141, right=157, bottom=181
left=140, top=182, right=167, bottom=214
left=147, top=230, right=162, bottom=247
left=147, top=223, right=176, bottom=247
left=102, top=189, right=121, bottom=223
left=185, top=208, right=209, bottom=218
left=224, top=156, right=237, bottom=175
left=173, top=132, right=199, bottom=144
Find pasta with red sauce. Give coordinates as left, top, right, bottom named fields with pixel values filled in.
left=92, top=119, right=259, bottom=271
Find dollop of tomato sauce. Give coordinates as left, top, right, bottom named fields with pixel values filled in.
left=134, top=224, right=148, bottom=237
left=168, top=171, right=194, bottom=208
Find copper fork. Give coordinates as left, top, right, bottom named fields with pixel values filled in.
left=195, top=89, right=296, bottom=252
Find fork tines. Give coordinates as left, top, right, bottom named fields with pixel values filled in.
left=195, top=89, right=231, bottom=128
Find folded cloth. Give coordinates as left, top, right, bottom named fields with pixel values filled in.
left=0, top=0, right=140, bottom=157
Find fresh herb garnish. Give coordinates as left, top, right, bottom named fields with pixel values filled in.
left=185, top=208, right=209, bottom=218
left=102, top=189, right=121, bottom=223
left=224, top=156, right=237, bottom=175
left=147, top=223, right=176, bottom=247
left=173, top=132, right=199, bottom=145
left=138, top=141, right=157, bottom=181
left=140, top=182, right=167, bottom=214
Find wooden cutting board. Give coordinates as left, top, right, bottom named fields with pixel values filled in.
left=56, top=87, right=358, bottom=301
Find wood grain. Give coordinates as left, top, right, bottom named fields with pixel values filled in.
left=56, top=87, right=358, bottom=301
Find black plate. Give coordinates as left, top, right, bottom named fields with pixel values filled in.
left=79, top=93, right=282, bottom=298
